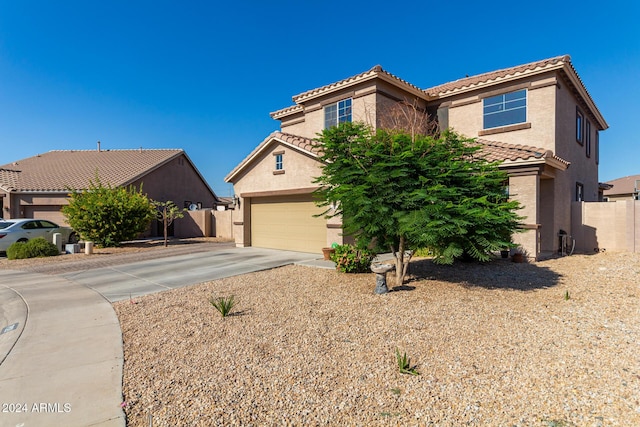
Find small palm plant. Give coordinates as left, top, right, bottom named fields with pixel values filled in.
left=209, top=295, right=237, bottom=318
left=395, top=348, right=420, bottom=375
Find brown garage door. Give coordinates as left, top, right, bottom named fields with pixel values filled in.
left=250, top=195, right=326, bottom=254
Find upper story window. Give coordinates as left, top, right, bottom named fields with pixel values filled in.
left=595, top=131, right=599, bottom=165
left=324, top=98, right=352, bottom=129
left=576, top=108, right=583, bottom=145
left=585, top=120, right=591, bottom=157
left=483, top=89, right=527, bottom=129
left=275, top=153, right=283, bottom=170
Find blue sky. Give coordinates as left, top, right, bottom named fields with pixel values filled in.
left=1, top=1, right=638, bottom=197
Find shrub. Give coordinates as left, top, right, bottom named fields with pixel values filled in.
left=7, top=237, right=59, bottom=260
left=330, top=244, right=376, bottom=273
left=209, top=295, right=237, bottom=318
left=395, top=348, right=419, bottom=376
left=62, top=175, right=156, bottom=247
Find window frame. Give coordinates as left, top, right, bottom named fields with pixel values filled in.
left=585, top=119, right=591, bottom=157
left=575, top=182, right=584, bottom=202
left=595, top=131, right=599, bottom=164
left=576, top=108, right=584, bottom=145
left=324, top=98, right=352, bottom=129
left=482, top=89, right=527, bottom=130
left=275, top=153, right=283, bottom=171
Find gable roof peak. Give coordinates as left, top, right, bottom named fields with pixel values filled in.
left=289, top=64, right=427, bottom=105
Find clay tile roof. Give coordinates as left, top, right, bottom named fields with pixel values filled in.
left=476, top=139, right=570, bottom=167
left=274, top=132, right=322, bottom=156
left=289, top=65, right=426, bottom=105
left=424, top=55, right=571, bottom=97
left=0, top=168, right=21, bottom=191
left=0, top=149, right=184, bottom=192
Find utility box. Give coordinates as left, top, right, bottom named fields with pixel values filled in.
left=65, top=244, right=80, bottom=254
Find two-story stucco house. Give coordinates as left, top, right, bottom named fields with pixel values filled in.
left=226, top=55, right=607, bottom=260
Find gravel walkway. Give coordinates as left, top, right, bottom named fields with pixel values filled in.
left=114, top=251, right=640, bottom=426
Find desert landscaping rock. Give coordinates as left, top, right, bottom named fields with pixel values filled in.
left=114, top=252, right=640, bottom=426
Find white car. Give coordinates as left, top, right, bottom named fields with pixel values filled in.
left=0, top=219, right=79, bottom=253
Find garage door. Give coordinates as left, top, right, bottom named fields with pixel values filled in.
left=251, top=195, right=326, bottom=254
left=23, top=206, right=68, bottom=225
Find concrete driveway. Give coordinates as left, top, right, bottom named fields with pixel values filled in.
left=60, top=246, right=331, bottom=302
left=0, top=245, right=332, bottom=426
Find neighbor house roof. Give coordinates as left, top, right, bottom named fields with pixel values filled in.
left=424, top=55, right=608, bottom=130
left=0, top=149, right=194, bottom=193
left=603, top=174, right=640, bottom=196
left=225, top=132, right=570, bottom=183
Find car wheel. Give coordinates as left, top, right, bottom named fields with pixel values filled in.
left=68, top=232, right=79, bottom=244
left=17, top=238, right=28, bottom=243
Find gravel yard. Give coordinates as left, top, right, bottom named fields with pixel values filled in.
left=114, top=252, right=640, bottom=427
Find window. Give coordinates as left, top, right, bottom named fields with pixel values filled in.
left=585, top=120, right=591, bottom=157
left=483, top=89, right=526, bottom=129
left=275, top=153, right=283, bottom=171
left=576, top=108, right=583, bottom=144
left=576, top=182, right=584, bottom=202
left=595, top=131, right=599, bottom=164
left=324, top=98, right=352, bottom=128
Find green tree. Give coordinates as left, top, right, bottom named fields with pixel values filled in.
left=314, top=122, right=522, bottom=286
left=62, top=176, right=156, bottom=247
left=152, top=200, right=186, bottom=247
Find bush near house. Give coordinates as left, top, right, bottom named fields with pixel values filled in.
left=330, top=244, right=376, bottom=273
left=6, top=237, right=59, bottom=260
left=63, top=176, right=156, bottom=247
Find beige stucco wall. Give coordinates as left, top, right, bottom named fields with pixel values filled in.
left=212, top=209, right=235, bottom=239
left=443, top=74, right=558, bottom=150
left=508, top=174, right=540, bottom=258
left=174, top=209, right=212, bottom=238
left=572, top=200, right=639, bottom=253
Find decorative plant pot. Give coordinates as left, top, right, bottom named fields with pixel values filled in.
left=322, top=247, right=335, bottom=260
left=512, top=253, right=525, bottom=263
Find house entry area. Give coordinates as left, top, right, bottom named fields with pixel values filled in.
left=249, top=194, right=326, bottom=254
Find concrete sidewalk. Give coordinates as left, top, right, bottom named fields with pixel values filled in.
left=0, top=270, right=125, bottom=427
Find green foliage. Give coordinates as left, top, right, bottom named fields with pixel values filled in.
left=395, top=348, right=419, bottom=375
left=62, top=176, right=156, bottom=247
left=330, top=244, right=376, bottom=273
left=314, top=122, right=522, bottom=277
left=152, top=200, right=186, bottom=247
left=564, top=290, right=571, bottom=301
left=209, top=295, right=237, bottom=318
left=7, top=237, right=59, bottom=260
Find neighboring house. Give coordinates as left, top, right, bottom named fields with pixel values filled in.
left=226, top=55, right=607, bottom=259
left=0, top=147, right=220, bottom=238
left=602, top=175, right=640, bottom=201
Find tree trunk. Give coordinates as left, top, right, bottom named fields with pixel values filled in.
left=163, top=206, right=168, bottom=247
left=391, top=236, right=414, bottom=287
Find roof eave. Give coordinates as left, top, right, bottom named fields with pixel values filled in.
left=499, top=156, right=570, bottom=171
